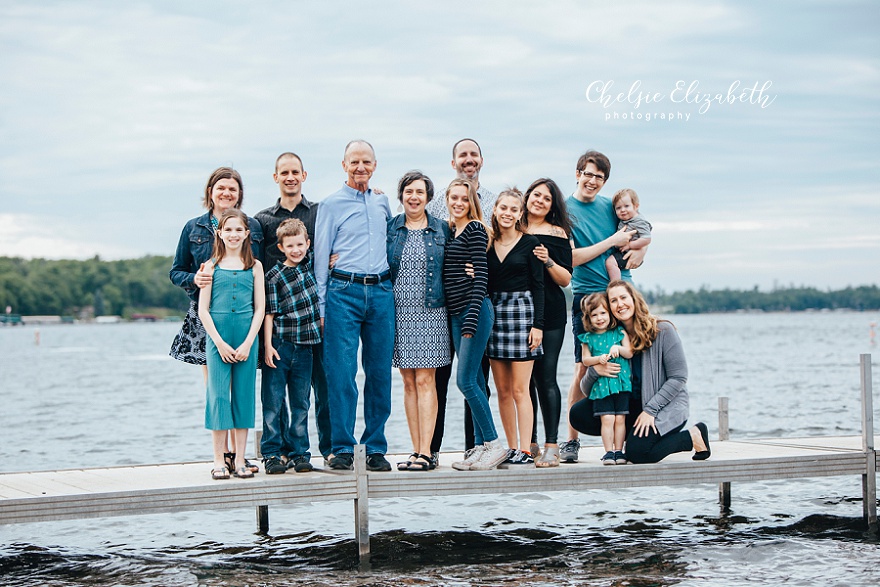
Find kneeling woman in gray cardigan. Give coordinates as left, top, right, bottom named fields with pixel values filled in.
left=570, top=281, right=710, bottom=464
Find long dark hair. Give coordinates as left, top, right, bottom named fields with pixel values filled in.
left=522, top=178, right=572, bottom=236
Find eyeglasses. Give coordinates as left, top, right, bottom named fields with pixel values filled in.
left=579, top=171, right=606, bottom=182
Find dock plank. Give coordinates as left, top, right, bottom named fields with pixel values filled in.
left=0, top=436, right=876, bottom=526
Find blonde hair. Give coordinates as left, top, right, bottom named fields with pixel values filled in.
left=612, top=188, right=640, bottom=208
left=580, top=292, right=617, bottom=333
left=211, top=209, right=256, bottom=269
left=606, top=280, right=660, bottom=352
left=446, top=178, right=492, bottom=235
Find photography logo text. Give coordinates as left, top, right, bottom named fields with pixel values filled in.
left=585, top=80, right=776, bottom=122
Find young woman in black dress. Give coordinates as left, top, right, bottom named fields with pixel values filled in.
left=522, top=178, right=573, bottom=467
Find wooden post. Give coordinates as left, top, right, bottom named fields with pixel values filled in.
left=353, top=444, right=371, bottom=567
left=860, top=354, right=877, bottom=533
left=254, top=429, right=269, bottom=533
left=718, top=396, right=731, bottom=510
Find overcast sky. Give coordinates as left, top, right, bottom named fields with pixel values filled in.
left=1, top=0, right=878, bottom=292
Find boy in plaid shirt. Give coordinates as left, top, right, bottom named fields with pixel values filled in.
left=261, top=219, right=322, bottom=473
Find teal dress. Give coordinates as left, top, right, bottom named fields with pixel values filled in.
left=205, top=266, right=257, bottom=430
left=578, top=326, right=632, bottom=400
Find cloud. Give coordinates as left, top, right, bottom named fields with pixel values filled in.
left=0, top=214, right=138, bottom=260
left=1, top=0, right=878, bottom=292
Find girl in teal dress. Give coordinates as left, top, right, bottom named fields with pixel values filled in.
left=198, top=209, right=266, bottom=480
left=578, top=293, right=633, bottom=465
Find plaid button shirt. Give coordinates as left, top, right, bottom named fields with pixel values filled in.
left=264, top=256, right=322, bottom=345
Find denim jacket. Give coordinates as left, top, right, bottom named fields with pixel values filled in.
left=169, top=212, right=264, bottom=302
left=386, top=212, right=450, bottom=308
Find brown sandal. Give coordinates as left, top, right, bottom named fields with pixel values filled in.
left=211, top=466, right=230, bottom=480
left=233, top=465, right=254, bottom=479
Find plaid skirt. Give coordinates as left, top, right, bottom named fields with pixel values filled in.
left=487, top=291, right=543, bottom=361
left=169, top=300, right=207, bottom=365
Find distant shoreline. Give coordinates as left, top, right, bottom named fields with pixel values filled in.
left=2, top=256, right=879, bottom=318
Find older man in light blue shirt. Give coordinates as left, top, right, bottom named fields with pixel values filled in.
left=314, top=140, right=394, bottom=472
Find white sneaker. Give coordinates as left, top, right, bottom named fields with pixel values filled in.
left=470, top=440, right=510, bottom=471
left=452, top=446, right=485, bottom=471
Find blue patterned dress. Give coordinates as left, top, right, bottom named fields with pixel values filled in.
left=392, top=229, right=451, bottom=369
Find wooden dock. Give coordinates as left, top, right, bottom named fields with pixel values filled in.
left=1, top=355, right=877, bottom=565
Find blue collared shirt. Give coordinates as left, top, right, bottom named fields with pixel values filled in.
left=314, top=183, right=392, bottom=316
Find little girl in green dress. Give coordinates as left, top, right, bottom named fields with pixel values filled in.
left=578, top=292, right=633, bottom=465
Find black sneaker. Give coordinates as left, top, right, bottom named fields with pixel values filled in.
left=498, top=449, right=535, bottom=468
left=263, top=455, right=286, bottom=475
left=601, top=451, right=616, bottom=465
left=430, top=451, right=440, bottom=470
left=508, top=450, right=535, bottom=465
left=329, top=453, right=354, bottom=470
left=289, top=455, right=314, bottom=472
left=559, top=439, right=580, bottom=463
left=366, top=453, right=392, bottom=471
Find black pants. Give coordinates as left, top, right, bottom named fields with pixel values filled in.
left=569, top=396, right=693, bottom=463
left=529, top=326, right=565, bottom=445
left=432, top=349, right=491, bottom=452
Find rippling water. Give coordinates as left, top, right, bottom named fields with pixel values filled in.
left=1, top=312, right=878, bottom=586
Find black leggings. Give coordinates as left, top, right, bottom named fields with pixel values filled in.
left=529, top=327, right=564, bottom=445
left=569, top=397, right=693, bottom=463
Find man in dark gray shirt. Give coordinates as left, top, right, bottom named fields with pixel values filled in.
left=255, top=152, right=331, bottom=466
left=426, top=138, right=497, bottom=462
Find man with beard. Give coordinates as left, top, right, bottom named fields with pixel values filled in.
left=426, top=138, right=497, bottom=465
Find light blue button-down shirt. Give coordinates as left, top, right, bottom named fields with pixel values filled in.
left=314, top=183, right=392, bottom=316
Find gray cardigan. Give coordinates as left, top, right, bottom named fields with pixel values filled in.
left=581, top=321, right=689, bottom=435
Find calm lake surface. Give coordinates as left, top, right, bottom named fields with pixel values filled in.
left=1, top=311, right=879, bottom=586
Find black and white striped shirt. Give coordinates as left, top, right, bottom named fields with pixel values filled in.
left=443, top=221, right=489, bottom=337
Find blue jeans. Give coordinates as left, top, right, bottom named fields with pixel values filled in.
left=323, top=277, right=395, bottom=455
left=450, top=297, right=497, bottom=445
left=310, top=342, right=332, bottom=458
left=260, top=339, right=313, bottom=459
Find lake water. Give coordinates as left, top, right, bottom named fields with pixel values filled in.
left=1, top=312, right=879, bottom=586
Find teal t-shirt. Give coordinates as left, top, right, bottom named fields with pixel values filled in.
left=567, top=194, right=631, bottom=293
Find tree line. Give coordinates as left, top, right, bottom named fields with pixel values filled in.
left=643, top=284, right=880, bottom=313
left=0, top=256, right=188, bottom=318
left=1, top=256, right=878, bottom=317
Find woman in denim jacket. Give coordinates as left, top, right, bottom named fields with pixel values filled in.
left=386, top=171, right=451, bottom=471
left=169, top=167, right=263, bottom=470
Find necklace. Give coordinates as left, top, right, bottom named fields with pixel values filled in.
left=405, top=216, right=427, bottom=230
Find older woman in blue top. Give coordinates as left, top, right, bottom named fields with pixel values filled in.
left=169, top=166, right=263, bottom=471
left=387, top=171, right=452, bottom=471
